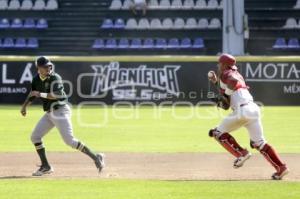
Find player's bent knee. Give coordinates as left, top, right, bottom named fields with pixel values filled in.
left=208, top=128, right=224, bottom=139
left=250, top=140, right=266, bottom=150
left=63, top=137, right=79, bottom=149
left=30, top=134, right=42, bottom=144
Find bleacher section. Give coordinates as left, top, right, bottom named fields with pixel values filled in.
left=110, top=0, right=223, bottom=10
left=100, top=17, right=221, bottom=30
left=246, top=0, right=300, bottom=55
left=0, top=0, right=56, bottom=53
left=0, top=0, right=222, bottom=55
left=0, top=0, right=58, bottom=10
left=92, top=37, right=204, bottom=49
left=1, top=0, right=299, bottom=55
left=0, top=18, right=48, bottom=29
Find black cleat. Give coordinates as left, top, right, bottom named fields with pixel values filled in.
left=94, top=153, right=105, bottom=173
left=32, top=165, right=54, bottom=176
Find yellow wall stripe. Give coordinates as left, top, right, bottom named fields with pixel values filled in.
left=0, top=56, right=300, bottom=62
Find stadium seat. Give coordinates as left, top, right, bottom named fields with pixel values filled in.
left=122, top=0, right=132, bottom=10
left=92, top=39, right=104, bottom=49
left=173, top=18, right=185, bottom=29
left=162, top=18, right=173, bottom=29
left=272, top=38, right=287, bottom=49
left=155, top=38, right=167, bottom=49
left=167, top=38, right=180, bottom=48
left=101, top=19, right=113, bottom=29
left=46, top=0, right=58, bottom=10
left=110, top=0, right=122, bottom=10
left=36, top=18, right=48, bottom=28
left=294, top=0, right=300, bottom=9
left=114, top=18, right=125, bottom=29
left=159, top=0, right=171, bottom=9
left=185, top=18, right=197, bottom=29
left=20, top=0, right=33, bottom=10
left=198, top=18, right=209, bottom=29
left=126, top=18, right=138, bottom=29
left=11, top=18, right=23, bottom=28
left=0, top=38, right=2, bottom=47
left=283, top=18, right=297, bottom=29
left=27, top=38, right=38, bottom=48
left=148, top=0, right=159, bottom=9
left=130, top=38, right=142, bottom=49
left=195, top=0, right=207, bottom=9
left=150, top=18, right=162, bottom=29
left=15, top=38, right=26, bottom=48
left=118, top=38, right=129, bottom=48
left=143, top=38, right=154, bottom=48
left=180, top=38, right=192, bottom=48
left=24, top=18, right=35, bottom=28
left=287, top=38, right=300, bottom=48
left=3, top=38, right=14, bottom=48
left=8, top=0, right=20, bottom=10
left=33, top=0, right=45, bottom=10
left=105, top=38, right=117, bottom=49
left=193, top=38, right=205, bottom=48
left=45, top=0, right=58, bottom=10
left=0, top=18, right=10, bottom=28
left=207, top=0, right=218, bottom=9
left=183, top=0, right=194, bottom=10
left=208, top=18, right=221, bottom=29
left=170, top=0, right=182, bottom=10
left=0, top=0, right=8, bottom=10
left=138, top=18, right=150, bottom=29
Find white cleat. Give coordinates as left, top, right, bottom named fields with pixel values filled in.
left=272, top=165, right=289, bottom=180
left=233, top=153, right=252, bottom=169
left=95, top=153, right=105, bottom=173
left=32, top=165, right=54, bottom=176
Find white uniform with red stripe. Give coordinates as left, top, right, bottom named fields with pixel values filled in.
left=210, top=54, right=287, bottom=178
left=216, top=68, right=266, bottom=149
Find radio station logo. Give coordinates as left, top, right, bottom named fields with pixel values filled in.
left=90, top=62, right=181, bottom=100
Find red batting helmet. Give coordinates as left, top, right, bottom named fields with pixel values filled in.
left=218, top=54, right=236, bottom=68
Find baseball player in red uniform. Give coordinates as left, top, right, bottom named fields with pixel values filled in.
left=208, top=54, right=289, bottom=180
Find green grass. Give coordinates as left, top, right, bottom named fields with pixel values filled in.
left=0, top=179, right=299, bottom=199
left=1, top=105, right=300, bottom=198
left=0, top=105, right=299, bottom=153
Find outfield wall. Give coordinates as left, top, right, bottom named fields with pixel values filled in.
left=0, top=56, right=299, bottom=105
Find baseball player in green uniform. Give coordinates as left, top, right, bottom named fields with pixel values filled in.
left=20, top=56, right=105, bottom=176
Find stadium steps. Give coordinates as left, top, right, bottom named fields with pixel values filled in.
left=0, top=0, right=222, bottom=55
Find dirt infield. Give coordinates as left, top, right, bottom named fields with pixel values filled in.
left=0, top=152, right=299, bottom=181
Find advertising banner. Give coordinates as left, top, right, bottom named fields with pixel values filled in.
left=0, top=60, right=299, bottom=105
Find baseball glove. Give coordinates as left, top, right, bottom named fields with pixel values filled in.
left=209, top=94, right=230, bottom=110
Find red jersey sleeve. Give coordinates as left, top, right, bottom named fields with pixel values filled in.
left=221, top=69, right=248, bottom=91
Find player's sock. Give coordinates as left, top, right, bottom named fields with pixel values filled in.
left=76, top=142, right=97, bottom=161
left=259, top=143, right=285, bottom=171
left=34, top=142, right=50, bottom=167
left=216, top=133, right=248, bottom=158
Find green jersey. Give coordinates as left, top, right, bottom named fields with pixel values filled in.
left=29, top=72, right=67, bottom=111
